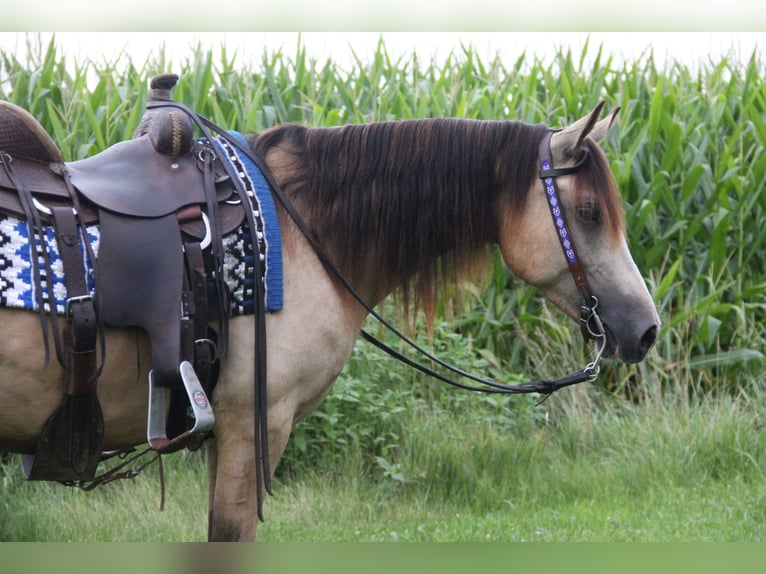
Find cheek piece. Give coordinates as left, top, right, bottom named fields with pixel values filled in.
left=538, top=130, right=606, bottom=375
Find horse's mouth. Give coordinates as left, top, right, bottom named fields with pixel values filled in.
left=599, top=323, right=618, bottom=359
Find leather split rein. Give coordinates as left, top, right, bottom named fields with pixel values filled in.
left=215, top=123, right=608, bottom=401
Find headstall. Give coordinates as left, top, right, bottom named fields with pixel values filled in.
left=538, top=129, right=607, bottom=376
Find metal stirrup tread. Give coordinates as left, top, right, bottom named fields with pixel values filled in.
left=147, top=361, right=215, bottom=454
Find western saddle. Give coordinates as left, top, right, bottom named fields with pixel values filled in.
left=0, top=74, right=264, bottom=483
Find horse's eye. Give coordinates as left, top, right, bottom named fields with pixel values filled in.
left=576, top=200, right=601, bottom=224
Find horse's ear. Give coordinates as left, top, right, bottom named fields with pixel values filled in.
left=551, top=101, right=620, bottom=161
left=589, top=105, right=621, bottom=143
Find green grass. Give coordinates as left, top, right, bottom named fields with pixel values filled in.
left=0, top=451, right=208, bottom=541
left=261, top=479, right=765, bottom=541
left=2, top=35, right=766, bottom=542
left=2, top=383, right=765, bottom=541
left=261, top=377, right=766, bottom=542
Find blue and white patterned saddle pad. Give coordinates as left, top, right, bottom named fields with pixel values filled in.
left=0, top=132, right=283, bottom=316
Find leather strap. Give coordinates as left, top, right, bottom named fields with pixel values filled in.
left=0, top=152, right=62, bottom=364
left=199, top=118, right=605, bottom=396
left=184, top=240, right=214, bottom=387
left=51, top=206, right=98, bottom=396
left=537, top=131, right=594, bottom=303
left=198, top=144, right=229, bottom=358
left=538, top=146, right=591, bottom=179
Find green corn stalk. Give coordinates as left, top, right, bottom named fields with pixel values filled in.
left=1, top=35, right=765, bottom=399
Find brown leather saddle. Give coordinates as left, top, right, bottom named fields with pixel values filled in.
left=0, top=75, right=248, bottom=481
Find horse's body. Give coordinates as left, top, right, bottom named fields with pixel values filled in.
left=0, top=104, right=660, bottom=541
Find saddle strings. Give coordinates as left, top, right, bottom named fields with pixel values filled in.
left=198, top=145, right=229, bottom=358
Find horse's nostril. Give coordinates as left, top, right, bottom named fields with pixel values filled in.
left=640, top=324, right=658, bottom=355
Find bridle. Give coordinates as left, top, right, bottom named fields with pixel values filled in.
left=352, top=129, right=608, bottom=397
left=538, top=129, right=608, bottom=365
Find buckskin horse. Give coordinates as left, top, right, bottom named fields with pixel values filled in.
left=0, top=77, right=659, bottom=541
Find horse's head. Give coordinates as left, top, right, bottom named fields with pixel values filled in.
left=498, top=102, right=659, bottom=364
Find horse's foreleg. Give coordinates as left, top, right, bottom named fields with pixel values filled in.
left=206, top=407, right=293, bottom=542
left=207, top=431, right=258, bottom=542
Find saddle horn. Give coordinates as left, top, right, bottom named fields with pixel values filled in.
left=133, top=74, right=194, bottom=157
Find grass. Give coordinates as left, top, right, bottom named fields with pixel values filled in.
left=261, top=480, right=766, bottom=541
left=265, top=379, right=766, bottom=542
left=2, top=382, right=765, bottom=541
left=0, top=451, right=208, bottom=541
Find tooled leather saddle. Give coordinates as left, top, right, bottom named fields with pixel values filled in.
left=0, top=74, right=272, bottom=483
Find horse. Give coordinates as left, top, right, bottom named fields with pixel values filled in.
left=0, top=101, right=660, bottom=541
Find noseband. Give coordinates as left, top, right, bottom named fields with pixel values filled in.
left=538, top=130, right=607, bottom=366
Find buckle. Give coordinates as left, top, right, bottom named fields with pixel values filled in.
left=65, top=294, right=93, bottom=316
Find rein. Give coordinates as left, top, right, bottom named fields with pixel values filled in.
left=143, top=100, right=274, bottom=520
left=214, top=122, right=607, bottom=399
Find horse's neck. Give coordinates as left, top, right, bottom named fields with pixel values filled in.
left=262, top=121, right=512, bottom=310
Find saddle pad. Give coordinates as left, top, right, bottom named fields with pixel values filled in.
left=0, top=138, right=284, bottom=316
left=0, top=216, right=98, bottom=313
left=213, top=131, right=283, bottom=313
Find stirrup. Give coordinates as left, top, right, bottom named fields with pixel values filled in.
left=147, top=361, right=215, bottom=454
